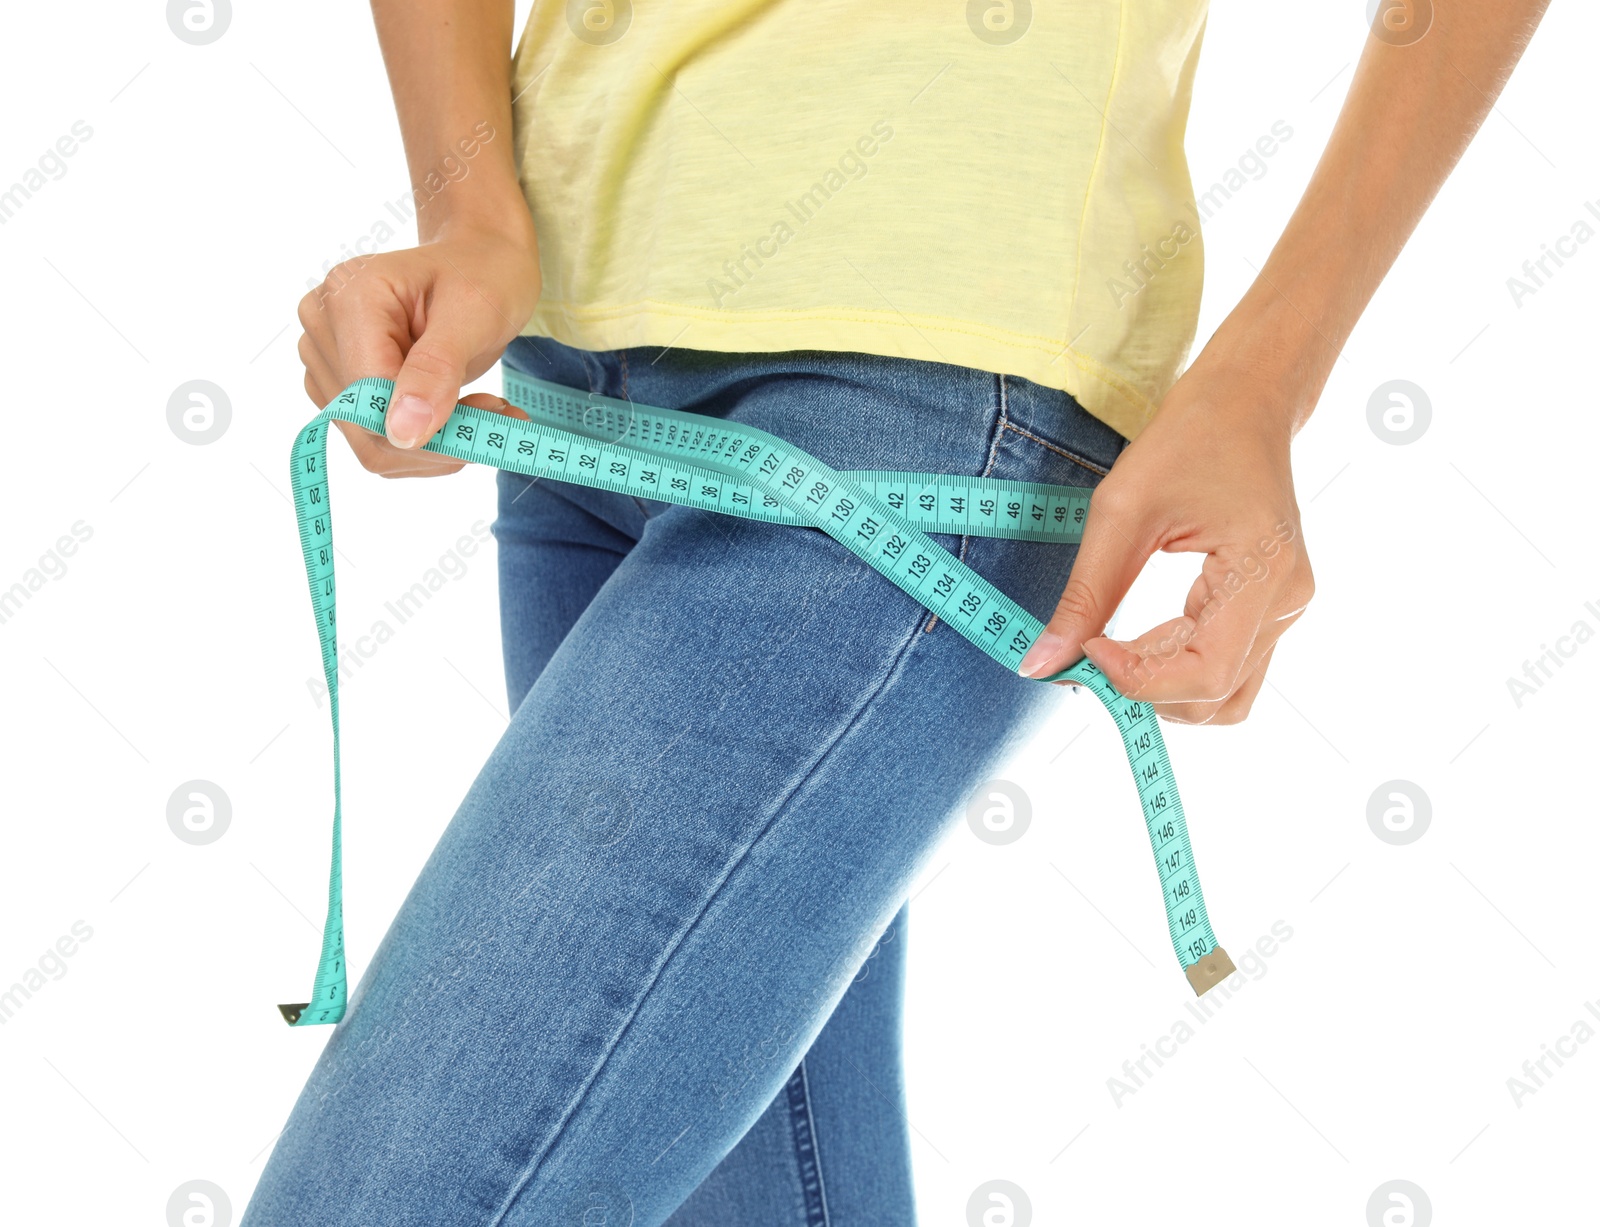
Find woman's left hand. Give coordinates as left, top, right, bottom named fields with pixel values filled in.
left=1016, top=332, right=1317, bottom=725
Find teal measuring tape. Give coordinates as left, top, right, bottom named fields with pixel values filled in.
left=279, top=370, right=1234, bottom=1026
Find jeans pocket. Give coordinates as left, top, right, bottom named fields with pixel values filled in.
left=936, top=378, right=1125, bottom=631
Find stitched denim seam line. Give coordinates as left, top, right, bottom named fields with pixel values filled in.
left=925, top=372, right=1008, bottom=635
left=785, top=1058, right=832, bottom=1227
left=1001, top=421, right=1112, bottom=477
left=611, top=349, right=654, bottom=528
left=487, top=607, right=928, bottom=1225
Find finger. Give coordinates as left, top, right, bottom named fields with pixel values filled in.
left=373, top=392, right=522, bottom=465
left=1017, top=485, right=1152, bottom=678
left=299, top=333, right=339, bottom=406
left=1181, top=568, right=1211, bottom=622
left=297, top=288, right=338, bottom=375
left=331, top=418, right=461, bottom=478
left=1081, top=552, right=1278, bottom=703
left=328, top=406, right=466, bottom=477
left=1184, top=555, right=1311, bottom=721
left=384, top=292, right=483, bottom=450
left=324, top=278, right=409, bottom=400
left=459, top=392, right=531, bottom=423
left=303, top=368, right=327, bottom=411
left=1158, top=641, right=1278, bottom=726
left=1204, top=640, right=1278, bottom=725
left=1080, top=614, right=1198, bottom=694
left=326, top=395, right=524, bottom=481
left=376, top=393, right=526, bottom=475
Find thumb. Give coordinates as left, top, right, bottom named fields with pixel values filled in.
left=385, top=312, right=479, bottom=449
left=1018, top=496, right=1150, bottom=678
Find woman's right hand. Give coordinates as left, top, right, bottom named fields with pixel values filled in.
left=296, top=219, right=542, bottom=478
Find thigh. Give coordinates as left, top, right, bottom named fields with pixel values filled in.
left=244, top=353, right=1122, bottom=1227
left=658, top=364, right=1127, bottom=1227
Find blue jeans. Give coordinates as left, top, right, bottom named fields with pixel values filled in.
left=244, top=339, right=1126, bottom=1226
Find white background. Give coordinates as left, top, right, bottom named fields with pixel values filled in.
left=0, top=3, right=1593, bottom=1224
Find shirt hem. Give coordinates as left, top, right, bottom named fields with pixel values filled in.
left=520, top=300, right=1158, bottom=441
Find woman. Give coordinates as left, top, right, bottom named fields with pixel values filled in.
left=249, top=1, right=1548, bottom=1222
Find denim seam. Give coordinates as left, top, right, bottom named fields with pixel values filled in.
left=614, top=348, right=660, bottom=526
left=487, top=610, right=929, bottom=1226
left=924, top=373, right=1007, bottom=634
left=1000, top=421, right=1112, bottom=478
left=785, top=1058, right=832, bottom=1226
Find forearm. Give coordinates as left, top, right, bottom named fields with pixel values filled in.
left=1212, top=0, right=1551, bottom=434
left=369, top=0, right=533, bottom=244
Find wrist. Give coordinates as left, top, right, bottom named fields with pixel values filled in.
left=1195, top=289, right=1343, bottom=437
left=421, top=188, right=537, bottom=251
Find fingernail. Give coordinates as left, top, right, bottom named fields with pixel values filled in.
left=1018, top=630, right=1066, bottom=678
left=386, top=394, right=432, bottom=448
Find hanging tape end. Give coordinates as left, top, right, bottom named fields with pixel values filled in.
left=1184, top=947, right=1236, bottom=997
left=278, top=1002, right=308, bottom=1026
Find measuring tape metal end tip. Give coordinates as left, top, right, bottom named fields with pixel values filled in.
left=1184, top=947, right=1236, bottom=997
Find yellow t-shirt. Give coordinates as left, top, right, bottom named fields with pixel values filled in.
left=510, top=1, right=1210, bottom=440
